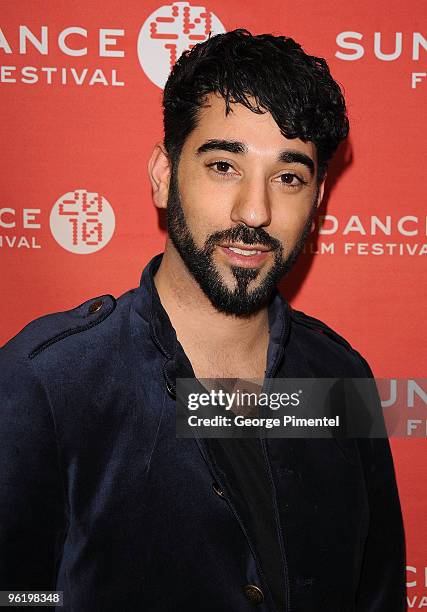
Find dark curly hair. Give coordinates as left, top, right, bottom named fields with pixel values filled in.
left=163, top=29, right=349, bottom=182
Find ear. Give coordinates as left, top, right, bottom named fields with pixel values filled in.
left=315, top=175, right=326, bottom=208
left=148, top=142, right=172, bottom=210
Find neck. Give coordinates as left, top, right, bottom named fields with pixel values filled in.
left=153, top=241, right=270, bottom=352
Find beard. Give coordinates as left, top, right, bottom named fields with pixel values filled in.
left=166, top=167, right=317, bottom=317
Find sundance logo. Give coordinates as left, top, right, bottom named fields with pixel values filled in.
left=50, top=189, right=115, bottom=254
left=0, top=3, right=225, bottom=88
left=137, top=1, right=225, bottom=89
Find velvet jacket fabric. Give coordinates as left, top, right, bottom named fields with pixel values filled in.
left=0, top=253, right=406, bottom=611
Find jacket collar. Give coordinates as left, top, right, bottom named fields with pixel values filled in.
left=136, top=253, right=291, bottom=379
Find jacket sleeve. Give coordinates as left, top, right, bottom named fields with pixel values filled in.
left=354, top=357, right=407, bottom=611
left=0, top=353, right=66, bottom=592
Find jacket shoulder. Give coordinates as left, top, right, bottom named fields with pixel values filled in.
left=289, top=306, right=373, bottom=377
left=1, top=293, right=117, bottom=361
left=289, top=307, right=353, bottom=349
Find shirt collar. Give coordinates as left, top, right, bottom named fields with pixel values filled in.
left=135, top=253, right=290, bottom=378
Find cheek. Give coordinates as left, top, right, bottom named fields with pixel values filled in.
left=175, top=187, right=220, bottom=245
left=272, top=200, right=314, bottom=246
left=177, top=170, right=232, bottom=235
left=276, top=200, right=311, bottom=236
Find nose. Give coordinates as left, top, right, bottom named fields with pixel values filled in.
left=230, top=175, right=272, bottom=228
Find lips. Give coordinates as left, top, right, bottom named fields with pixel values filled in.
left=219, top=243, right=272, bottom=267
left=220, top=243, right=271, bottom=254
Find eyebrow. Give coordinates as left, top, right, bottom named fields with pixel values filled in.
left=196, top=139, right=315, bottom=176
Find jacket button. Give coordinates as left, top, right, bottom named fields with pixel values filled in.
left=88, top=299, right=103, bottom=314
left=244, top=584, right=264, bottom=605
left=212, top=481, right=225, bottom=498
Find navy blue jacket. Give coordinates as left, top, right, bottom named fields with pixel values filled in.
left=0, top=254, right=406, bottom=611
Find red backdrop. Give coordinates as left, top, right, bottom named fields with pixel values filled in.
left=1, top=1, right=426, bottom=606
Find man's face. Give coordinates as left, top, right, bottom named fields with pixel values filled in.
left=166, top=92, right=323, bottom=316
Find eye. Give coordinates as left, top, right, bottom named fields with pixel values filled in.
left=206, top=160, right=237, bottom=176
left=279, top=173, right=305, bottom=188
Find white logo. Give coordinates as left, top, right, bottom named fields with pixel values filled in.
left=137, top=1, right=226, bottom=89
left=50, top=189, right=115, bottom=254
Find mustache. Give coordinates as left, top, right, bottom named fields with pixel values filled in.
left=204, top=224, right=282, bottom=251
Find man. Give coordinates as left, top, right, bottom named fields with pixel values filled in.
left=0, top=30, right=405, bottom=611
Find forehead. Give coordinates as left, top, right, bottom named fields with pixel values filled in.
left=184, top=92, right=316, bottom=161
